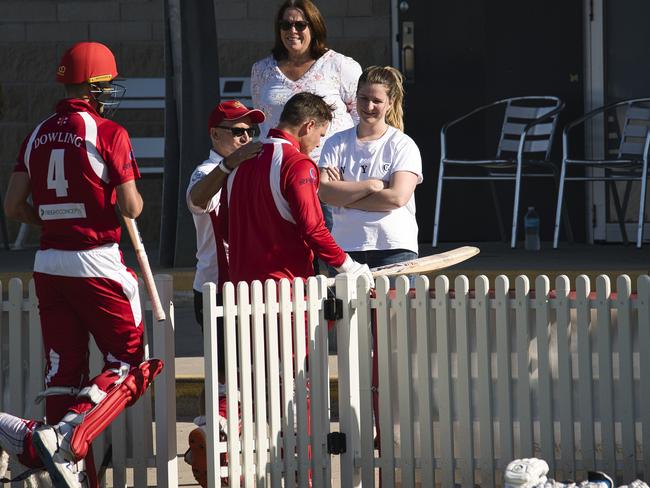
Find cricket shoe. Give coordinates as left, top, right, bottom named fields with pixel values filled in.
left=0, top=412, right=54, bottom=486
left=32, top=425, right=87, bottom=488
left=184, top=415, right=229, bottom=487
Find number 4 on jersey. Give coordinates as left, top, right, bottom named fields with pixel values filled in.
left=47, top=148, right=69, bottom=197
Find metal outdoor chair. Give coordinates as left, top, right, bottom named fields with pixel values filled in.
left=433, top=96, right=570, bottom=248
left=553, top=98, right=650, bottom=248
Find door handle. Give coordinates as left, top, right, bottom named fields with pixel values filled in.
left=401, top=21, right=415, bottom=82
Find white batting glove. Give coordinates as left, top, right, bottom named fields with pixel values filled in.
left=505, top=458, right=549, bottom=488
left=336, top=255, right=375, bottom=288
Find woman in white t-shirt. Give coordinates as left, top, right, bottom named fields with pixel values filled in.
left=318, top=66, right=423, bottom=269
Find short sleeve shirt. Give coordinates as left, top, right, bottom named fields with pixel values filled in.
left=319, top=126, right=423, bottom=253
left=14, top=98, right=139, bottom=250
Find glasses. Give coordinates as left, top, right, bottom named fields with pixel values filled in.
left=278, top=20, right=310, bottom=32
left=216, top=125, right=259, bottom=138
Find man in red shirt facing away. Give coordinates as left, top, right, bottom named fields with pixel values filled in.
left=221, top=92, right=372, bottom=284
left=2, top=42, right=161, bottom=488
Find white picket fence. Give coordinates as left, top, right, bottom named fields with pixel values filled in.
left=0, top=275, right=178, bottom=488
left=203, top=273, right=650, bottom=487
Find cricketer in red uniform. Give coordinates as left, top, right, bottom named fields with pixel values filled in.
left=3, top=42, right=161, bottom=488
left=220, top=92, right=372, bottom=284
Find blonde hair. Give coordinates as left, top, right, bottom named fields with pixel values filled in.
left=357, top=66, right=405, bottom=131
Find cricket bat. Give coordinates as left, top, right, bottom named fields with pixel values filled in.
left=327, top=246, right=480, bottom=286
left=123, top=217, right=166, bottom=322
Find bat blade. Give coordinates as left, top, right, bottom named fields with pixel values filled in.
left=370, top=246, right=480, bottom=278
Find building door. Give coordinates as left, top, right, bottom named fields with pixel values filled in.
left=599, top=1, right=650, bottom=243
left=394, top=1, right=584, bottom=244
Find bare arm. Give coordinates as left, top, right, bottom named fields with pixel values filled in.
left=190, top=142, right=263, bottom=210
left=318, top=167, right=385, bottom=207
left=116, top=179, right=143, bottom=219
left=345, top=171, right=419, bottom=211
left=3, top=172, right=41, bottom=225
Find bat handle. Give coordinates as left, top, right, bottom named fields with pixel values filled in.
left=137, top=248, right=166, bottom=322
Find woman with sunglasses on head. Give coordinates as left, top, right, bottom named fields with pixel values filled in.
left=318, top=66, right=423, bottom=271
left=251, top=0, right=361, bottom=161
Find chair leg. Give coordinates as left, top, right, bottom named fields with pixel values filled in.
left=0, top=196, right=9, bottom=250
left=636, top=161, right=648, bottom=248
left=510, top=161, right=524, bottom=248
left=609, top=180, right=629, bottom=245
left=553, top=162, right=568, bottom=248
left=432, top=161, right=445, bottom=247
left=489, top=180, right=507, bottom=243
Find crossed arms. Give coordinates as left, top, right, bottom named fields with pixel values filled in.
left=318, top=166, right=419, bottom=211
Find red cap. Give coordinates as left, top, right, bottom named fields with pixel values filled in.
left=56, top=42, right=118, bottom=84
left=208, top=100, right=265, bottom=132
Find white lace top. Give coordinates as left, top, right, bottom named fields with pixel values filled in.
left=251, top=49, right=362, bottom=161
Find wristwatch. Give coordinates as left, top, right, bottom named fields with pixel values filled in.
left=218, top=159, right=233, bottom=174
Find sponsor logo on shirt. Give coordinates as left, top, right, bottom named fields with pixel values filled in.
left=382, top=163, right=390, bottom=172
left=39, top=203, right=87, bottom=220
left=191, top=171, right=206, bottom=183
left=299, top=167, right=318, bottom=186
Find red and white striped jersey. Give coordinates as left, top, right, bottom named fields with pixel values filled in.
left=220, top=128, right=347, bottom=284
left=14, top=98, right=140, bottom=250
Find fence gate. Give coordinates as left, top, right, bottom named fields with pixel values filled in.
left=205, top=273, right=650, bottom=487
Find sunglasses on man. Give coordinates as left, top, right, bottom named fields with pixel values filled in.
left=216, top=125, right=260, bottom=138
left=278, top=20, right=310, bottom=32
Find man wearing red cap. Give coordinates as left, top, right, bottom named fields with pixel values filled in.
left=2, top=42, right=161, bottom=488
left=184, top=99, right=263, bottom=487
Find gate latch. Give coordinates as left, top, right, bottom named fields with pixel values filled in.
left=327, top=432, right=346, bottom=455
left=323, top=298, right=343, bottom=321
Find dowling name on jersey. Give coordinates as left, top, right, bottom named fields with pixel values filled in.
left=34, top=132, right=83, bottom=149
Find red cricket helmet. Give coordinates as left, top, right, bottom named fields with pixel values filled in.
left=56, top=42, right=118, bottom=84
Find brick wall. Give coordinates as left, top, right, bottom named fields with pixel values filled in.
left=0, top=0, right=390, bottom=245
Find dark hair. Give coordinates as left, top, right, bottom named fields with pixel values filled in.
left=271, top=0, right=328, bottom=61
left=358, top=66, right=406, bottom=131
left=279, top=92, right=334, bottom=127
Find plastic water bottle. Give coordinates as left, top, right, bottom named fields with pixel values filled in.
left=524, top=206, right=541, bottom=251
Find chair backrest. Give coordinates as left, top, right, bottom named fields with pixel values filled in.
left=496, top=97, right=562, bottom=160
left=617, top=100, right=650, bottom=159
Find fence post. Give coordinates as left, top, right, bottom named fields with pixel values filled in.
left=27, top=279, right=44, bottom=420
left=251, top=281, right=269, bottom=482
left=615, top=274, right=635, bottom=480
left=434, top=275, right=453, bottom=486
left=454, top=275, right=474, bottom=486
left=596, top=275, right=615, bottom=475
left=494, top=274, right=513, bottom=473
left=355, top=275, right=374, bottom=487
left=8, top=278, right=24, bottom=418
left=153, top=274, right=178, bottom=488
left=475, top=275, right=495, bottom=487
left=534, top=275, right=554, bottom=473
left=638, top=275, right=650, bottom=479
left=203, top=281, right=221, bottom=488
left=555, top=275, right=575, bottom=479
left=264, top=279, right=283, bottom=488
left=575, top=275, right=595, bottom=471
left=335, top=273, right=361, bottom=487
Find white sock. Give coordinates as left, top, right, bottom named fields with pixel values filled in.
left=0, top=413, right=29, bottom=456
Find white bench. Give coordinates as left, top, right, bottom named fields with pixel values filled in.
left=118, top=76, right=252, bottom=175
